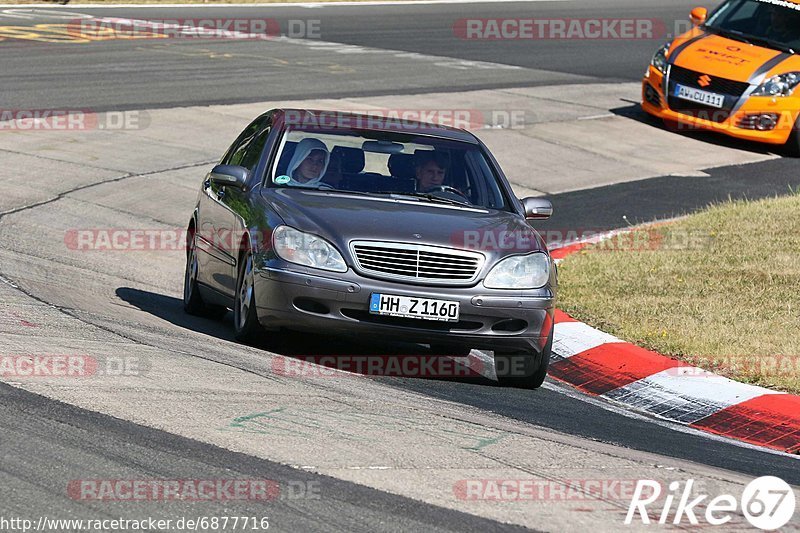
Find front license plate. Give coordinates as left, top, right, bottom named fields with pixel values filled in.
left=370, top=293, right=460, bottom=322
left=673, top=83, right=725, bottom=108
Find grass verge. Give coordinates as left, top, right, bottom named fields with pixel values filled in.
left=557, top=191, right=800, bottom=394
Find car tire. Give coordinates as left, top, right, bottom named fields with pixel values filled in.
left=784, top=116, right=800, bottom=157
left=183, top=228, right=227, bottom=320
left=494, top=329, right=552, bottom=389
left=233, top=248, right=264, bottom=344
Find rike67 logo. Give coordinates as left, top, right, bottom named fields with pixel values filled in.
left=626, top=476, right=796, bottom=530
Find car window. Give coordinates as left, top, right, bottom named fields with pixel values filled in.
left=239, top=126, right=271, bottom=171
left=269, top=128, right=510, bottom=210
left=724, top=1, right=758, bottom=23
left=706, top=0, right=800, bottom=48
left=222, top=116, right=271, bottom=171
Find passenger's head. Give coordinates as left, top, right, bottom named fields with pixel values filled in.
left=770, top=8, right=789, bottom=33
left=414, top=151, right=449, bottom=191
left=287, top=138, right=330, bottom=183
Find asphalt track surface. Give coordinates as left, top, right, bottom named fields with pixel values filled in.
left=0, top=381, right=530, bottom=532
left=0, top=0, right=700, bottom=110
left=1, top=1, right=799, bottom=531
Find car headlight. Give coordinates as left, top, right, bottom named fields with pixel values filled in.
left=651, top=42, right=670, bottom=75
left=484, top=252, right=550, bottom=289
left=752, top=72, right=800, bottom=97
left=272, top=226, right=347, bottom=273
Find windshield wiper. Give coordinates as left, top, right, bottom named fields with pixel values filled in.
left=302, top=188, right=471, bottom=207
left=703, top=25, right=796, bottom=54
left=702, top=24, right=754, bottom=45
left=742, top=35, right=796, bottom=55
left=300, top=186, right=371, bottom=195
left=376, top=191, right=472, bottom=207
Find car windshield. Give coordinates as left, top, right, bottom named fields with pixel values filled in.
left=705, top=0, right=800, bottom=52
left=269, top=125, right=510, bottom=210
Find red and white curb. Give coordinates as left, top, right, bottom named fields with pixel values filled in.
left=549, top=233, right=800, bottom=455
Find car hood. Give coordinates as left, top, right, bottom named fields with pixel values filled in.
left=262, top=188, right=545, bottom=258
left=669, top=31, right=799, bottom=82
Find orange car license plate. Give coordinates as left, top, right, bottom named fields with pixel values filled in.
left=674, top=84, right=725, bottom=109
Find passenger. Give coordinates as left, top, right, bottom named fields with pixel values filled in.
left=414, top=151, right=449, bottom=192
left=761, top=7, right=796, bottom=41
left=284, top=138, right=330, bottom=187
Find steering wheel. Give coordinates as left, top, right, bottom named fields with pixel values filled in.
left=423, top=185, right=471, bottom=202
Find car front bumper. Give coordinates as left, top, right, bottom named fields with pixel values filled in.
left=254, top=266, right=554, bottom=353
left=641, top=67, right=799, bottom=145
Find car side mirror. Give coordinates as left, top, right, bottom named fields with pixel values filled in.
left=209, top=164, right=249, bottom=190
left=521, top=197, right=553, bottom=220
left=690, top=7, right=708, bottom=26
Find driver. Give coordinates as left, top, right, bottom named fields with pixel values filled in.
left=762, top=7, right=795, bottom=41
left=414, top=151, right=449, bottom=192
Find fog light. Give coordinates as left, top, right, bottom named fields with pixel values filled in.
left=756, top=114, right=778, bottom=131
left=737, top=113, right=779, bottom=131
left=644, top=84, right=662, bottom=107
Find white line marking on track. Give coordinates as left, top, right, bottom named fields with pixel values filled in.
left=578, top=113, right=615, bottom=120
left=0, top=8, right=94, bottom=19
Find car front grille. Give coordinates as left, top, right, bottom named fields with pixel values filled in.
left=666, top=65, right=751, bottom=122
left=350, top=241, right=484, bottom=284
left=669, top=65, right=750, bottom=96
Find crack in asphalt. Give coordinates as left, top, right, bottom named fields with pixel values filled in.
left=0, top=157, right=308, bottom=388
left=0, top=146, right=127, bottom=174
left=68, top=195, right=181, bottom=228
left=0, top=159, right=216, bottom=222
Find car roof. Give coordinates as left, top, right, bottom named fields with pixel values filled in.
left=272, top=108, right=482, bottom=145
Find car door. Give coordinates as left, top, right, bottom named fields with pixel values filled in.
left=196, top=115, right=273, bottom=300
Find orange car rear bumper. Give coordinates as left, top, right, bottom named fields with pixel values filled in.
left=641, top=66, right=799, bottom=145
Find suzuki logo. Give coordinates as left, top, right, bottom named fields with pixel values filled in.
left=698, top=75, right=712, bottom=87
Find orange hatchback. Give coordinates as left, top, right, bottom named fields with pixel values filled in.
left=642, top=0, right=800, bottom=152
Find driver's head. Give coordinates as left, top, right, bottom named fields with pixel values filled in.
left=771, top=8, right=788, bottom=32
left=414, top=151, right=449, bottom=191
